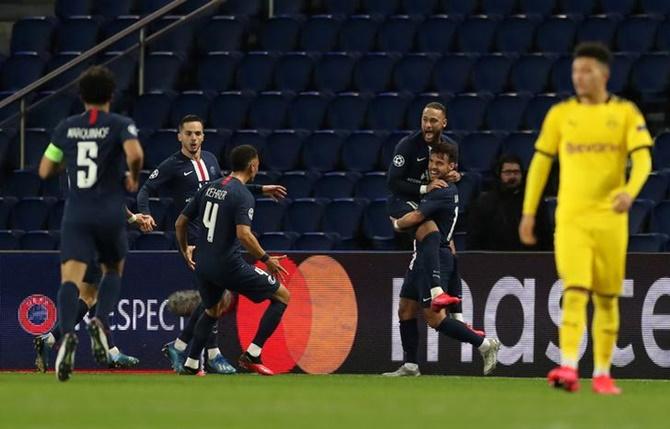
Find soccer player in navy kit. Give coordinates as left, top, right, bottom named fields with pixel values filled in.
left=385, top=143, right=501, bottom=376
left=175, top=145, right=290, bottom=376
left=37, top=66, right=144, bottom=381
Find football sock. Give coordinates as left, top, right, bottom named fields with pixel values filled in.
left=592, top=294, right=619, bottom=377
left=178, top=304, right=204, bottom=345
left=174, top=338, right=188, bottom=352
left=187, top=312, right=217, bottom=361
left=52, top=299, right=89, bottom=344
left=450, top=313, right=464, bottom=322
left=109, top=346, right=120, bottom=358
left=206, top=322, right=220, bottom=359
left=57, top=282, right=80, bottom=336
left=420, top=231, right=442, bottom=290
left=251, top=300, right=287, bottom=348
left=246, top=343, right=262, bottom=358
left=399, top=319, right=419, bottom=364
left=436, top=318, right=484, bottom=347
left=559, top=288, right=589, bottom=369
left=95, top=272, right=121, bottom=328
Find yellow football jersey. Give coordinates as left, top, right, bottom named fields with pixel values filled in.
left=535, top=96, right=653, bottom=220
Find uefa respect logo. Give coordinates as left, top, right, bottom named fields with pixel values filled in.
left=18, top=294, right=57, bottom=335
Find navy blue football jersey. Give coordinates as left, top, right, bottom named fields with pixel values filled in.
left=417, top=185, right=459, bottom=247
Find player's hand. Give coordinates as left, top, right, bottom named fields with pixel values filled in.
left=519, top=215, right=537, bottom=246
left=136, top=214, right=156, bottom=232
left=262, top=185, right=288, bottom=201
left=182, top=245, right=196, bottom=271
left=427, top=179, right=448, bottom=192
left=265, top=255, right=289, bottom=283
left=612, top=191, right=633, bottom=213
left=449, top=240, right=457, bottom=255
left=125, top=175, right=139, bottom=193
left=445, top=170, right=461, bottom=183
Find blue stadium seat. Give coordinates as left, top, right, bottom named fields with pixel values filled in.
left=341, top=131, right=383, bottom=172
left=220, top=0, right=263, bottom=15
left=456, top=171, right=482, bottom=214
left=602, top=0, right=636, bottom=14
left=653, top=132, right=670, bottom=170
left=314, top=172, right=359, bottom=199
left=656, top=18, right=670, bottom=51
left=651, top=201, right=670, bottom=236
left=251, top=171, right=280, bottom=188
left=416, top=15, right=459, bottom=53
left=43, top=52, right=92, bottom=91
left=202, top=128, right=228, bottom=162
left=259, top=232, right=295, bottom=250
left=523, top=94, right=560, bottom=130
left=442, top=0, right=476, bottom=14
left=13, top=128, right=51, bottom=169
left=0, top=230, right=21, bottom=250
left=0, top=91, right=21, bottom=123
left=510, top=54, right=555, bottom=94
left=2, top=170, right=41, bottom=198
left=353, top=52, right=396, bottom=93
left=361, top=0, right=399, bottom=14
left=381, top=131, right=412, bottom=168
left=144, top=129, right=179, bottom=169
left=362, top=198, right=394, bottom=240
left=294, top=232, right=338, bottom=250
left=261, top=15, right=301, bottom=52
left=519, top=0, right=555, bottom=15
left=459, top=132, right=503, bottom=174
left=617, top=16, right=659, bottom=52
left=314, top=52, right=356, bottom=93
left=324, top=0, right=359, bottom=14
left=393, top=53, right=436, bottom=93
left=101, top=52, right=136, bottom=93
left=253, top=198, right=287, bottom=234
left=485, top=93, right=531, bottom=132
left=57, top=16, right=100, bottom=53
left=279, top=171, right=314, bottom=199
left=495, top=15, right=540, bottom=54
left=284, top=198, right=325, bottom=233
left=20, top=231, right=58, bottom=250
left=355, top=171, right=388, bottom=200
left=327, top=93, right=369, bottom=130
left=197, top=51, right=241, bottom=91
left=299, top=15, right=341, bottom=52
left=631, top=53, right=670, bottom=98
left=228, top=130, right=268, bottom=167
left=236, top=52, right=277, bottom=92
left=55, top=0, right=90, bottom=18
left=145, top=52, right=183, bottom=91
left=447, top=94, right=491, bottom=131
left=472, top=54, right=514, bottom=93
left=457, top=15, right=499, bottom=53
left=550, top=55, right=572, bottom=93
left=338, top=15, right=380, bottom=53
left=561, top=0, right=596, bottom=14
left=629, top=199, right=654, bottom=234
left=0, top=197, right=17, bottom=229
left=302, top=130, right=345, bottom=172
left=638, top=172, right=669, bottom=204
left=535, top=15, right=578, bottom=54
left=1, top=52, right=45, bottom=91
left=576, top=14, right=621, bottom=46
left=288, top=92, right=330, bottom=130
left=377, top=15, right=418, bottom=54
left=502, top=131, right=538, bottom=170
left=28, top=92, right=75, bottom=129
left=134, top=232, right=173, bottom=250
left=149, top=15, right=195, bottom=55
left=10, top=197, right=51, bottom=230
left=248, top=92, right=291, bottom=130
left=169, top=91, right=211, bottom=127
left=642, top=0, right=670, bottom=14
left=274, top=0, right=305, bottom=14
left=366, top=93, right=409, bottom=130
left=42, top=175, right=66, bottom=199
left=433, top=54, right=474, bottom=93
left=95, top=0, right=132, bottom=17
left=11, top=17, right=55, bottom=55
left=628, top=233, right=669, bottom=252
left=404, top=93, right=451, bottom=130
left=101, top=16, right=140, bottom=52
left=265, top=130, right=304, bottom=171
left=133, top=91, right=174, bottom=129
left=208, top=91, right=251, bottom=129
left=401, top=0, right=438, bottom=14
left=322, top=198, right=366, bottom=246
left=47, top=199, right=64, bottom=230
left=482, top=0, right=516, bottom=14
left=608, top=52, right=636, bottom=93
left=274, top=52, right=314, bottom=92
left=196, top=16, right=245, bottom=53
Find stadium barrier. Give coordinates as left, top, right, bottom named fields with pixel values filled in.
left=1, top=251, right=669, bottom=378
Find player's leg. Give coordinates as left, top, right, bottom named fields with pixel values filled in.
left=445, top=252, right=485, bottom=336
left=414, top=230, right=460, bottom=311
left=203, top=291, right=236, bottom=374
left=86, top=259, right=124, bottom=365
left=383, top=298, right=421, bottom=376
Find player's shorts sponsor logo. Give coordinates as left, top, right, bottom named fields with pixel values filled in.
left=149, top=169, right=159, bottom=180
left=18, top=294, right=57, bottom=335
left=393, top=155, right=405, bottom=167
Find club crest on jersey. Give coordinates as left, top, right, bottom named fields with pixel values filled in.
left=149, top=169, right=159, bottom=180
left=18, top=294, right=57, bottom=335
left=393, top=155, right=405, bottom=167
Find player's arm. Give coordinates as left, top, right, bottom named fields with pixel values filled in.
left=38, top=143, right=65, bottom=179
left=392, top=210, right=425, bottom=231
left=137, top=158, right=175, bottom=215
left=393, top=190, right=450, bottom=231
left=387, top=141, right=432, bottom=196
left=123, top=138, right=143, bottom=193
left=175, top=188, right=204, bottom=270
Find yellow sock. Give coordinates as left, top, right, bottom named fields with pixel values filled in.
left=559, top=288, right=589, bottom=369
left=592, top=294, right=619, bottom=377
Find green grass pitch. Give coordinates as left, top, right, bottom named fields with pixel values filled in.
left=1, top=373, right=667, bottom=429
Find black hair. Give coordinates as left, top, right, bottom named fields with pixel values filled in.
left=230, top=145, right=258, bottom=172
left=179, top=114, right=205, bottom=130
left=431, top=141, right=458, bottom=164
left=495, top=153, right=523, bottom=177
left=573, top=42, right=612, bottom=66
left=424, top=102, right=447, bottom=117
left=79, top=66, right=116, bottom=104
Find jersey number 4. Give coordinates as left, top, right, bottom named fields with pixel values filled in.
left=76, top=141, right=99, bottom=188
left=203, top=201, right=219, bottom=243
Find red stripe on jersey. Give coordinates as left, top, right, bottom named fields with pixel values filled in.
left=88, top=108, right=98, bottom=125
left=194, top=158, right=207, bottom=182
left=221, top=175, right=233, bottom=185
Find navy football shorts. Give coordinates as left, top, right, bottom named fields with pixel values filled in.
left=196, top=261, right=279, bottom=309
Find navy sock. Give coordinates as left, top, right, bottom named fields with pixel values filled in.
left=52, top=299, right=89, bottom=344
left=252, top=300, right=287, bottom=348
left=436, top=318, right=484, bottom=347
left=206, top=322, right=219, bottom=352
left=446, top=269, right=463, bottom=314
left=87, top=303, right=97, bottom=318
left=187, top=312, right=217, bottom=361
left=57, top=282, right=80, bottom=337
left=95, top=272, right=121, bottom=328
left=399, top=319, right=419, bottom=364
left=420, top=232, right=441, bottom=289
left=179, top=304, right=204, bottom=344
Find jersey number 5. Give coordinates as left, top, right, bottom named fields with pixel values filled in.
left=76, top=141, right=99, bottom=188
left=203, top=201, right=219, bottom=243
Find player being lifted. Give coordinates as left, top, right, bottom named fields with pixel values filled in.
left=520, top=42, right=653, bottom=395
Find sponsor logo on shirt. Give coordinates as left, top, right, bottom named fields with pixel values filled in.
left=565, top=142, right=622, bottom=154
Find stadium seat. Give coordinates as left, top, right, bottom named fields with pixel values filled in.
left=95, top=0, right=132, bottom=17
left=628, top=233, right=668, bottom=252
left=208, top=91, right=252, bottom=129
left=392, top=53, right=436, bottom=93
left=361, top=0, right=399, bottom=14
left=535, top=15, right=578, bottom=54
left=653, top=132, right=670, bottom=170
left=0, top=230, right=21, bottom=250
left=631, top=53, right=670, bottom=98
left=148, top=15, right=195, bottom=55
left=561, top=0, right=596, bottom=14
left=28, top=92, right=76, bottom=129
left=404, top=93, right=451, bottom=130
left=101, top=16, right=141, bottom=52
left=523, top=94, right=560, bottom=130
left=326, top=93, right=369, bottom=130
left=0, top=91, right=22, bottom=123
left=495, top=15, right=540, bottom=54
left=608, top=52, right=636, bottom=93
left=169, top=91, right=211, bottom=127
left=279, top=171, right=314, bottom=199
left=236, top=52, right=277, bottom=92
left=196, top=15, right=245, bottom=53
left=366, top=93, right=408, bottom=130
left=274, top=52, right=314, bottom=92
left=220, top=0, right=264, bottom=15
left=197, top=51, right=241, bottom=92
left=302, top=130, right=345, bottom=172
left=472, top=54, right=514, bottom=93
left=510, top=54, right=555, bottom=94
left=57, top=16, right=100, bottom=53
left=284, top=198, right=325, bottom=233
left=380, top=131, right=412, bottom=169
left=250, top=170, right=279, bottom=187
left=485, top=93, right=531, bottom=132
left=324, top=0, right=359, bottom=15
left=616, top=15, right=661, bottom=52
left=0, top=197, right=17, bottom=229
left=651, top=201, right=670, bottom=236
left=638, top=172, right=669, bottom=204
left=43, top=52, right=92, bottom=91
left=642, top=0, right=670, bottom=14
left=133, top=232, right=173, bottom=250
left=55, top=0, right=90, bottom=18
left=314, top=172, right=359, bottom=199
left=482, top=0, right=516, bottom=14
left=247, top=91, right=290, bottom=130
left=144, top=129, right=179, bottom=169
left=442, top=0, right=477, bottom=15
left=14, top=128, right=51, bottom=170
left=457, top=15, right=499, bottom=53
left=456, top=171, right=482, bottom=214
left=353, top=52, right=396, bottom=93
left=602, top=0, right=636, bottom=14
left=145, top=52, right=183, bottom=92
left=377, top=15, right=419, bottom=54
left=299, top=15, right=342, bottom=53
left=314, top=52, right=356, bottom=93
left=432, top=54, right=474, bottom=93
left=519, top=0, right=555, bottom=15
left=502, top=131, right=538, bottom=170
left=133, top=91, right=174, bottom=129
left=294, top=232, right=339, bottom=250
left=253, top=198, right=287, bottom=234
left=10, top=197, right=51, bottom=230
left=47, top=199, right=64, bottom=230
left=261, top=15, right=301, bottom=52
left=10, top=16, right=55, bottom=55
left=416, top=15, right=459, bottom=53
left=447, top=94, right=491, bottom=131
left=576, top=14, right=621, bottom=46
left=274, top=0, right=305, bottom=15
left=20, top=230, right=58, bottom=250
left=322, top=198, right=366, bottom=247
left=42, top=175, right=65, bottom=198
left=656, top=18, right=670, bottom=51
left=362, top=198, right=394, bottom=240
left=355, top=171, right=388, bottom=200
left=265, top=130, right=304, bottom=171
left=338, top=15, right=380, bottom=53
left=341, top=130, right=384, bottom=173
left=288, top=92, right=330, bottom=130
left=228, top=130, right=268, bottom=166
left=550, top=55, right=573, bottom=93
left=202, top=128, right=228, bottom=162
left=259, top=232, right=295, bottom=250
left=2, top=170, right=41, bottom=198
left=1, top=52, right=45, bottom=91
left=102, top=52, right=136, bottom=93
left=459, top=132, right=503, bottom=174
left=629, top=199, right=654, bottom=234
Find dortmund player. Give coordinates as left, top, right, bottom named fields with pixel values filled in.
left=519, top=42, right=652, bottom=395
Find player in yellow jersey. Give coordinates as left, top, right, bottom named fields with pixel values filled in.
left=519, top=42, right=653, bottom=395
